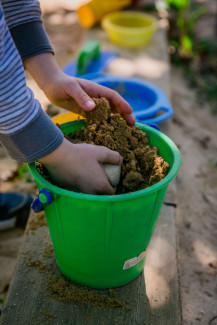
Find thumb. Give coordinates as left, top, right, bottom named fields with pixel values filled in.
left=68, top=80, right=95, bottom=110
left=97, top=147, right=123, bottom=165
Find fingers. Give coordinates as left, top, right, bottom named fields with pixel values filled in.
left=90, top=183, right=116, bottom=196
left=124, top=113, right=136, bottom=125
left=96, top=184, right=116, bottom=196
left=104, top=87, right=132, bottom=114
left=76, top=144, right=121, bottom=195
left=77, top=79, right=135, bottom=124
left=96, top=146, right=123, bottom=165
left=106, top=88, right=136, bottom=125
left=67, top=80, right=95, bottom=110
left=76, top=162, right=116, bottom=195
left=95, top=167, right=116, bottom=195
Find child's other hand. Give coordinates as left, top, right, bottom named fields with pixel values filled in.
left=38, top=139, right=122, bottom=195
left=24, top=53, right=135, bottom=125
left=44, top=72, right=135, bottom=125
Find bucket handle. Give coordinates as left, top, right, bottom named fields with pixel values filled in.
left=137, top=106, right=173, bottom=124
left=31, top=189, right=52, bottom=213
left=147, top=123, right=160, bottom=131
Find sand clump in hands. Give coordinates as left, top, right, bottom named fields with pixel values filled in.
left=67, top=97, right=169, bottom=194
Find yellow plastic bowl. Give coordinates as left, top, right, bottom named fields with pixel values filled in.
left=102, top=11, right=158, bottom=47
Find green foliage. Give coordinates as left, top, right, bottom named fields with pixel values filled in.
left=166, top=0, right=189, bottom=11
left=187, top=4, right=206, bottom=32
left=208, top=157, right=217, bottom=168
left=196, top=38, right=217, bottom=57
left=144, top=1, right=216, bottom=111
left=165, top=1, right=216, bottom=111
left=181, top=35, right=193, bottom=53
left=0, top=297, right=6, bottom=304
left=168, top=2, right=206, bottom=58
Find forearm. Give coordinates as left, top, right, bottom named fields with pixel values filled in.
left=23, top=52, right=62, bottom=92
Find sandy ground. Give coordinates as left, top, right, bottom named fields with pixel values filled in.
left=0, top=2, right=217, bottom=324
left=170, top=67, right=217, bottom=325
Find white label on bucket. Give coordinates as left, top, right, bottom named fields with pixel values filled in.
left=123, top=250, right=147, bottom=270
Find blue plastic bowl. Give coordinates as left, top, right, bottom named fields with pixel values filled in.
left=62, top=59, right=173, bottom=125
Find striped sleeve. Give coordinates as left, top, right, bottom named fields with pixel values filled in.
left=1, top=0, right=42, bottom=28
left=0, top=6, right=63, bottom=162
left=1, top=0, right=53, bottom=60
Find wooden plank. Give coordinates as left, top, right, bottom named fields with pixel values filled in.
left=0, top=205, right=181, bottom=325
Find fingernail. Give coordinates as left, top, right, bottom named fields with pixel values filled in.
left=129, top=114, right=136, bottom=125
left=84, top=100, right=95, bottom=110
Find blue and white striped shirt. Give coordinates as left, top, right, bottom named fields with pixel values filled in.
left=0, top=0, right=63, bottom=162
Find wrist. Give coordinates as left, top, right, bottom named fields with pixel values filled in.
left=38, top=139, right=75, bottom=165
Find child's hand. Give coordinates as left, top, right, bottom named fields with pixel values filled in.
left=38, top=139, right=122, bottom=195
left=24, top=53, right=135, bottom=125
left=44, top=72, right=135, bottom=125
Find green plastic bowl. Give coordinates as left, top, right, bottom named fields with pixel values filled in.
left=28, top=121, right=181, bottom=288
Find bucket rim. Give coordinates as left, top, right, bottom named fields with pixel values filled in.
left=28, top=123, right=181, bottom=202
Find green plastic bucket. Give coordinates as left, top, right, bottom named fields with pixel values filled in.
left=28, top=121, right=181, bottom=289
